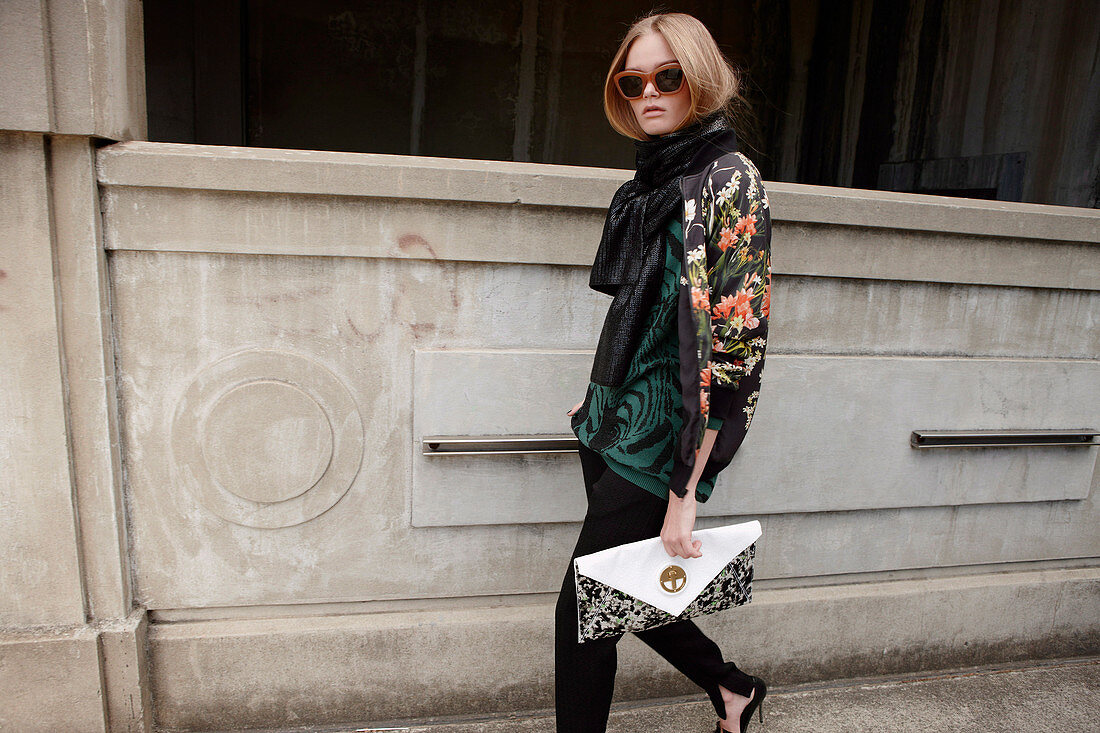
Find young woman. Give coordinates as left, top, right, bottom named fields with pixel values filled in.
left=557, top=11, right=772, bottom=733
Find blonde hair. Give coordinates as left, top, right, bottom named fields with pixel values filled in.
left=603, top=11, right=745, bottom=141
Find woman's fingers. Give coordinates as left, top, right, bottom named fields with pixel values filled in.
left=681, top=538, right=703, bottom=559
left=663, top=534, right=702, bottom=559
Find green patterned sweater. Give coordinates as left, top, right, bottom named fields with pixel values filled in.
left=571, top=217, right=724, bottom=502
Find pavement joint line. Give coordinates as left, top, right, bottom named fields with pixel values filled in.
left=199, top=655, right=1100, bottom=732
left=572, top=654, right=1100, bottom=715
left=734, top=654, right=1100, bottom=698
left=376, top=655, right=1100, bottom=730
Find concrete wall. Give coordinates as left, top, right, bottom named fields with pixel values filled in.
left=1, top=2, right=152, bottom=732
left=0, top=0, right=145, bottom=139
left=95, top=143, right=1100, bottom=730
left=2, top=3, right=1099, bottom=732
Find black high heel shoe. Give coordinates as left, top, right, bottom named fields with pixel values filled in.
left=713, top=675, right=767, bottom=733
left=738, top=675, right=767, bottom=732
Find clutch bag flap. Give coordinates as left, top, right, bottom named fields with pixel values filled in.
left=573, top=519, right=761, bottom=616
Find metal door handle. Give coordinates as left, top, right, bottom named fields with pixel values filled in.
left=422, top=434, right=581, bottom=455
left=910, top=429, right=1099, bottom=449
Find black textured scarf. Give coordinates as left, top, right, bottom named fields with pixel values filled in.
left=588, top=109, right=735, bottom=386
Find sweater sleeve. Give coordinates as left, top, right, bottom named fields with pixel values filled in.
left=702, top=153, right=771, bottom=424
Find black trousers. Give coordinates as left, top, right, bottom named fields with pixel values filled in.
left=554, top=442, right=755, bottom=732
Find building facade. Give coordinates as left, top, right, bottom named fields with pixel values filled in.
left=1, top=1, right=1098, bottom=731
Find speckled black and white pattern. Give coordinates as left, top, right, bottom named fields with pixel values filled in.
left=575, top=543, right=755, bottom=643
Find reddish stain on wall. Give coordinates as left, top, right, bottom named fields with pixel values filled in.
left=397, top=233, right=437, bottom=259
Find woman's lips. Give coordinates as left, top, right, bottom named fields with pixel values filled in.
left=644, top=108, right=664, bottom=115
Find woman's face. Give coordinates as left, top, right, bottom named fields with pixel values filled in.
left=621, top=31, right=693, bottom=137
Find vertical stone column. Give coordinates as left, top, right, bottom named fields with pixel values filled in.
left=0, top=1, right=150, bottom=731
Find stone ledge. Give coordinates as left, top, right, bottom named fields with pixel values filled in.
left=144, top=565, right=1100, bottom=731
left=96, top=142, right=1100, bottom=244
left=95, top=143, right=1100, bottom=291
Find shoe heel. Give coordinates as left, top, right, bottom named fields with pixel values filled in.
left=738, top=676, right=767, bottom=732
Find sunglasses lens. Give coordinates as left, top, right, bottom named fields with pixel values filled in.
left=655, top=67, right=683, bottom=93
left=617, top=75, right=644, bottom=98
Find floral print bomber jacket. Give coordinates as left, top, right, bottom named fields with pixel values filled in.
left=669, top=129, right=772, bottom=500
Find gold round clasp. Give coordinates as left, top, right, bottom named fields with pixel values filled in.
left=659, top=564, right=687, bottom=593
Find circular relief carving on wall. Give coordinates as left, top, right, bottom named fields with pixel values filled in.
left=171, top=350, right=364, bottom=528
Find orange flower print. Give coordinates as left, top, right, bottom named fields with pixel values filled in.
left=717, top=225, right=737, bottom=252
left=700, top=365, right=712, bottom=387
left=762, top=282, right=770, bottom=317
left=734, top=213, right=757, bottom=239
left=699, top=388, right=709, bottom=414
left=691, top=286, right=710, bottom=311
left=734, top=287, right=759, bottom=329
left=733, top=288, right=753, bottom=318
left=713, top=335, right=726, bottom=351
left=713, top=293, right=735, bottom=320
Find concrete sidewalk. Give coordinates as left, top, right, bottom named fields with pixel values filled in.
left=213, top=656, right=1099, bottom=733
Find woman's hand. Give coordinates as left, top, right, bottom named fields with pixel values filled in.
left=566, top=399, right=585, bottom=416
left=661, top=428, right=719, bottom=558
left=661, top=489, right=702, bottom=558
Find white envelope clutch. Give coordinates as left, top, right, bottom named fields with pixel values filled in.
left=574, top=520, right=761, bottom=643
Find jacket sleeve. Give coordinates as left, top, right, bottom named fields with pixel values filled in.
left=701, top=153, right=771, bottom=425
